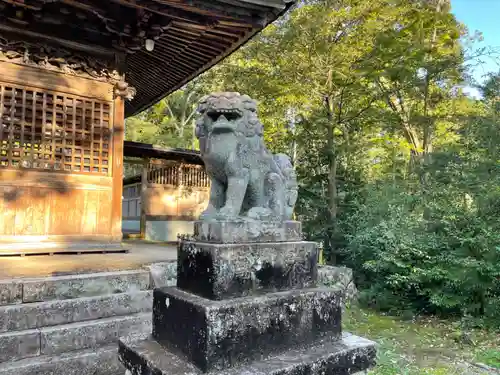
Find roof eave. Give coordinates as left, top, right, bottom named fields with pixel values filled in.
left=125, top=1, right=294, bottom=117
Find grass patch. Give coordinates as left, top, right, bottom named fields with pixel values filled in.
left=474, top=349, right=500, bottom=369
left=343, top=305, right=500, bottom=374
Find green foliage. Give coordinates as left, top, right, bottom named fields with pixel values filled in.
left=125, top=83, right=202, bottom=149
left=132, top=0, right=500, bottom=326
left=201, top=0, right=500, bottom=326
left=474, top=349, right=500, bottom=369
left=344, top=177, right=500, bottom=322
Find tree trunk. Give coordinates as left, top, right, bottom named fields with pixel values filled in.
left=325, top=94, right=338, bottom=264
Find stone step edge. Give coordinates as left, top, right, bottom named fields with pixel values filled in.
left=0, top=268, right=150, bottom=284
left=0, top=290, right=153, bottom=333
left=118, top=332, right=377, bottom=374
left=0, top=343, right=124, bottom=375
left=0, top=269, right=152, bottom=306
left=0, top=312, right=152, bottom=363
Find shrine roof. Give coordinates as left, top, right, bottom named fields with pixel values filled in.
left=0, top=0, right=294, bottom=117
left=123, top=141, right=203, bottom=165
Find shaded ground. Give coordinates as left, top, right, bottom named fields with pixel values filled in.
left=344, top=307, right=500, bottom=375
left=0, top=240, right=177, bottom=279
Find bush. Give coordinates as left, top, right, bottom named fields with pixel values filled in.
left=342, top=176, right=500, bottom=326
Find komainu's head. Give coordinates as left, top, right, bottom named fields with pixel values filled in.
left=195, top=92, right=263, bottom=139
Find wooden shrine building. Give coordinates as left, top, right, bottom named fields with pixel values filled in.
left=122, top=141, right=209, bottom=243
left=0, top=0, right=293, bottom=254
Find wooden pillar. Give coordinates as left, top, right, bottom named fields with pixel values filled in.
left=140, top=158, right=149, bottom=239
left=111, top=96, right=125, bottom=241
left=177, top=163, right=184, bottom=187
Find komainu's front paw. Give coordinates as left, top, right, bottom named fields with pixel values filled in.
left=199, top=205, right=217, bottom=219
left=216, top=206, right=238, bottom=219
left=247, top=207, right=273, bottom=220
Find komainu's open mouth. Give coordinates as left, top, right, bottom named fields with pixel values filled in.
left=208, top=108, right=242, bottom=133
left=207, top=108, right=242, bottom=121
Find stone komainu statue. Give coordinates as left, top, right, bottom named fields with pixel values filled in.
left=195, top=92, right=298, bottom=221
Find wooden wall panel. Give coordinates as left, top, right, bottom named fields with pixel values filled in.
left=176, top=189, right=210, bottom=219
left=0, top=179, right=112, bottom=238
left=98, top=190, right=112, bottom=235
left=29, top=188, right=47, bottom=235
left=143, top=186, right=209, bottom=219
left=49, top=190, right=65, bottom=235
left=53, top=189, right=86, bottom=235
left=82, top=190, right=99, bottom=236
left=2, top=189, right=17, bottom=236
left=146, top=186, right=178, bottom=217
left=14, top=188, right=30, bottom=235
left=0, top=62, right=120, bottom=245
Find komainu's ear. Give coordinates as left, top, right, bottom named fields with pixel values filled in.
left=195, top=118, right=206, bottom=138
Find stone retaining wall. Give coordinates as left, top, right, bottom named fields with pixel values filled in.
left=318, top=265, right=358, bottom=303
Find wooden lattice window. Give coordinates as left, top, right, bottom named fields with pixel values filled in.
left=146, top=162, right=209, bottom=188
left=0, top=83, right=112, bottom=175
left=147, top=163, right=179, bottom=185
left=181, top=165, right=210, bottom=188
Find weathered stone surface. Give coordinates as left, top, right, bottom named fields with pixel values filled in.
left=0, top=344, right=124, bottom=375
left=178, top=240, right=318, bottom=300
left=0, top=280, right=22, bottom=306
left=119, top=332, right=376, bottom=375
left=193, top=220, right=302, bottom=243
left=318, top=265, right=358, bottom=303
left=0, top=329, right=40, bottom=362
left=153, top=286, right=342, bottom=372
left=22, top=270, right=150, bottom=303
left=147, top=262, right=358, bottom=302
left=40, top=312, right=152, bottom=355
left=146, top=262, right=177, bottom=288
left=195, top=92, right=298, bottom=221
left=0, top=291, right=152, bottom=332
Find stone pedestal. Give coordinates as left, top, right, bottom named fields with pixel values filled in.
left=177, top=239, right=318, bottom=300
left=193, top=220, right=303, bottom=243
left=118, top=221, right=376, bottom=374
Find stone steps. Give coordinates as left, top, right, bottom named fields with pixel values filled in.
left=0, top=269, right=155, bottom=375
left=0, top=269, right=150, bottom=305
left=0, top=343, right=125, bottom=375
left=0, top=312, right=152, bottom=362
left=0, top=290, right=152, bottom=332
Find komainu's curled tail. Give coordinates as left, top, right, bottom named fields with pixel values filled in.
left=273, top=154, right=298, bottom=220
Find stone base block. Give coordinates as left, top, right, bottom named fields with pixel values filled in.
left=193, top=220, right=302, bottom=243
left=177, top=240, right=318, bottom=300
left=153, top=286, right=342, bottom=372
left=119, top=332, right=376, bottom=375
